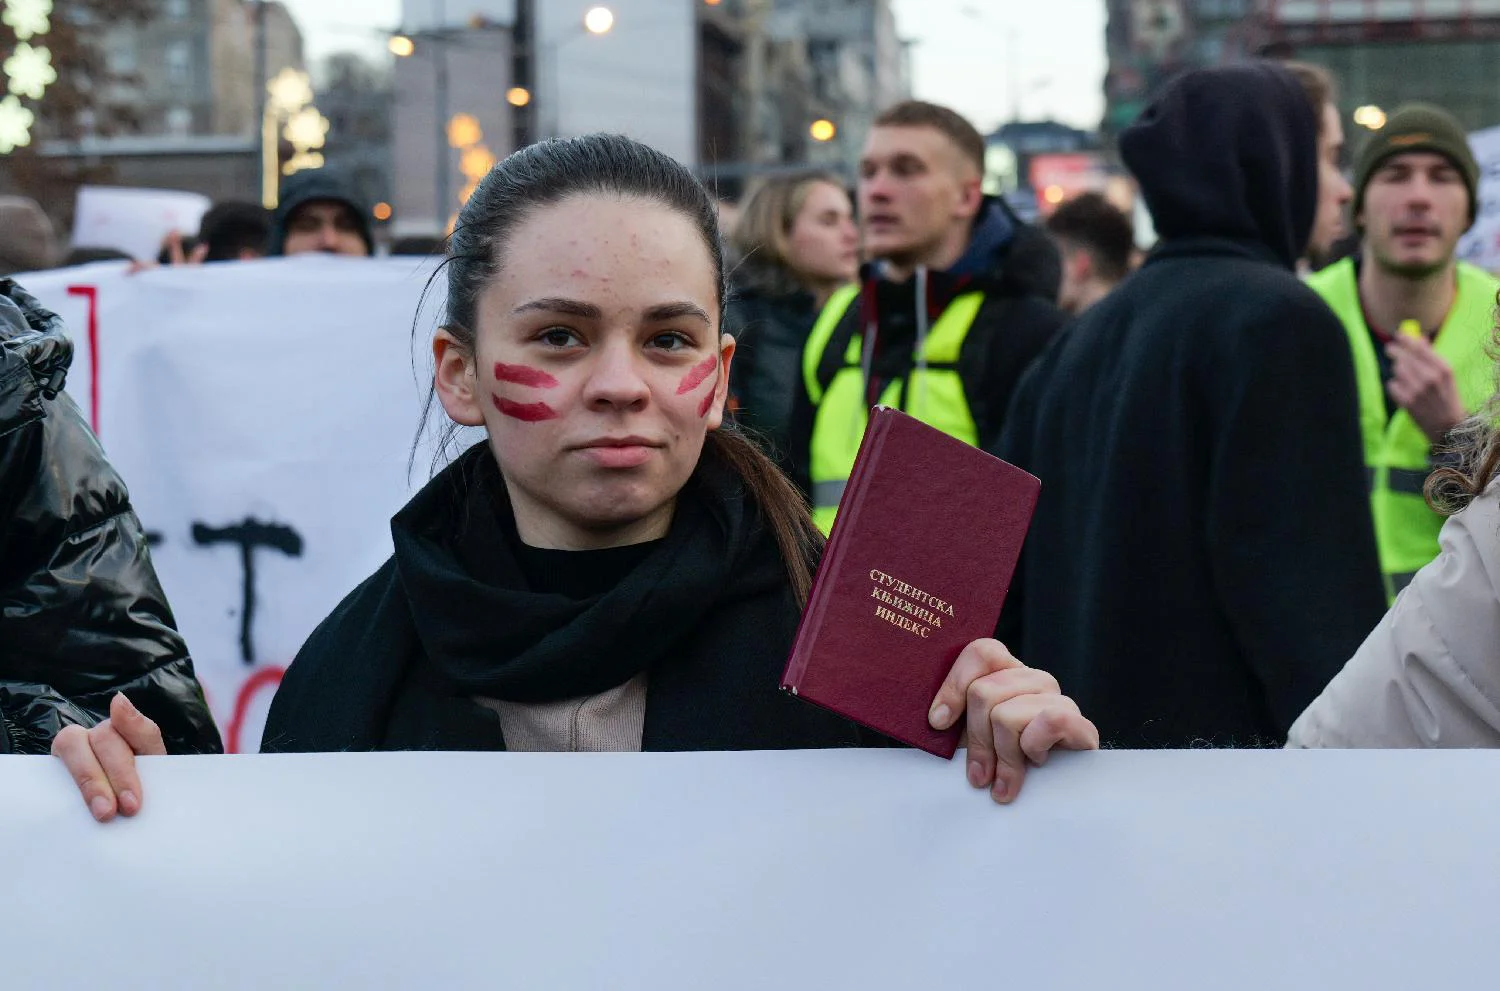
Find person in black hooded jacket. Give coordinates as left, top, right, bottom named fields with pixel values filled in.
left=0, top=279, right=220, bottom=765
left=786, top=101, right=1064, bottom=523
left=55, top=134, right=1099, bottom=821
left=993, top=62, right=1387, bottom=749
left=267, top=169, right=374, bottom=257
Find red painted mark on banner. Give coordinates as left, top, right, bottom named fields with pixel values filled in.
left=65, top=285, right=101, bottom=433
left=493, top=395, right=560, bottom=422
left=494, top=362, right=559, bottom=389
left=227, top=666, right=285, bottom=754
left=675, top=355, right=718, bottom=396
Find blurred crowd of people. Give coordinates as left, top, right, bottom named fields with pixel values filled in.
left=0, top=169, right=418, bottom=279
left=6, top=53, right=1500, bottom=816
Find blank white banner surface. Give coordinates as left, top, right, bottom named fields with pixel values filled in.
left=2, top=748, right=1497, bottom=989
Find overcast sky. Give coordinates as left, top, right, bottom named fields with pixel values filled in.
left=279, top=0, right=1108, bottom=131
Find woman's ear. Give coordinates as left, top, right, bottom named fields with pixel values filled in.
left=705, top=333, right=737, bottom=432
left=433, top=328, right=485, bottom=427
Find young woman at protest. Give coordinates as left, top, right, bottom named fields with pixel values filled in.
left=53, top=134, right=1098, bottom=819
left=1288, top=319, right=1500, bottom=747
left=723, top=171, right=858, bottom=461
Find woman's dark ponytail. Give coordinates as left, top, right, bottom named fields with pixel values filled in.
left=705, top=427, right=823, bottom=609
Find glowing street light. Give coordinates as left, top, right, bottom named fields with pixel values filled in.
left=809, top=118, right=836, bottom=142
left=388, top=34, right=415, bottom=57
left=1353, top=105, right=1387, bottom=130
left=506, top=86, right=532, bottom=107
left=447, top=112, right=482, bottom=149
left=372, top=202, right=393, bottom=222
left=583, top=6, right=615, bottom=35
left=1043, top=185, right=1066, bottom=205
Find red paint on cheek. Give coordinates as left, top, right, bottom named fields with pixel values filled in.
left=676, top=355, right=719, bottom=395
left=493, top=395, right=560, bottom=422
left=494, top=362, right=559, bottom=388
left=698, top=389, right=717, bottom=418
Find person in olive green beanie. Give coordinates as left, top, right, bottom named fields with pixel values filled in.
left=1306, top=100, right=1499, bottom=601
left=1351, top=103, right=1480, bottom=225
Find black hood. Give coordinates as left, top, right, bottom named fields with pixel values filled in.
left=1120, top=62, right=1318, bottom=270
left=267, top=169, right=374, bottom=256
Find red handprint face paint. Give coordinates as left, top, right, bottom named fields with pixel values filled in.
left=492, top=396, right=560, bottom=422
left=675, top=355, right=718, bottom=396
left=491, top=362, right=560, bottom=421
left=494, top=363, right=560, bottom=389
left=676, top=355, right=720, bottom=417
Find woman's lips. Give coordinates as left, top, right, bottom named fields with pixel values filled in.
left=576, top=440, right=659, bottom=469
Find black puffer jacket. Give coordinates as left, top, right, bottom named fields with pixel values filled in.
left=0, top=279, right=221, bottom=755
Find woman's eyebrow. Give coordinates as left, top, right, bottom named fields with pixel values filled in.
left=644, top=301, right=711, bottom=325
left=509, top=298, right=709, bottom=325
left=510, top=297, right=603, bottom=319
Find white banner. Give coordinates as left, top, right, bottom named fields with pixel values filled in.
left=17, top=257, right=469, bottom=751
left=71, top=186, right=214, bottom=261
left=1458, top=125, right=1500, bottom=273
left=2, top=748, right=1498, bottom=988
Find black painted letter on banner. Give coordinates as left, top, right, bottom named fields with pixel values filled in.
left=192, top=518, right=305, bottom=665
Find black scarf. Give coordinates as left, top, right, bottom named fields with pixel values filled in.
left=261, top=442, right=862, bottom=753
left=395, top=443, right=773, bottom=703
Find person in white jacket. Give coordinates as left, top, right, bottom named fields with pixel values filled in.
left=1288, top=360, right=1500, bottom=747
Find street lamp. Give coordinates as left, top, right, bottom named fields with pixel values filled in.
left=506, top=87, right=532, bottom=107
left=261, top=67, right=328, bottom=209
left=1354, top=105, right=1387, bottom=130
left=388, top=35, right=415, bottom=57
left=584, top=6, right=615, bottom=35
left=447, top=112, right=482, bottom=148
left=809, top=119, right=836, bottom=142
left=542, top=8, right=615, bottom=140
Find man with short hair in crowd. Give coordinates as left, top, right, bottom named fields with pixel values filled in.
left=269, top=170, right=374, bottom=257
left=1306, top=102, right=1499, bottom=601
left=1045, top=192, right=1134, bottom=315
left=996, top=61, right=1387, bottom=749
left=787, top=100, right=1064, bottom=531
left=199, top=200, right=271, bottom=262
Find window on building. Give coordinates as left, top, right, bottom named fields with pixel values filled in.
left=1195, top=0, right=1249, bottom=18
left=107, top=36, right=138, bottom=74
left=166, top=105, right=192, bottom=136
left=166, top=41, right=191, bottom=85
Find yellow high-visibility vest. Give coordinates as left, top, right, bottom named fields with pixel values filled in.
left=1307, top=257, right=1498, bottom=600
left=801, top=285, right=984, bottom=533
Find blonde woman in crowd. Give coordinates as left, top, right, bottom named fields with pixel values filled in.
left=723, top=171, right=858, bottom=464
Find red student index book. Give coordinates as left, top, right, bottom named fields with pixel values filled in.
left=781, top=407, right=1040, bottom=757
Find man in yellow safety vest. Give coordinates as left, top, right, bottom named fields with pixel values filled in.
left=1307, top=102, right=1498, bottom=600
left=787, top=101, right=1066, bottom=533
